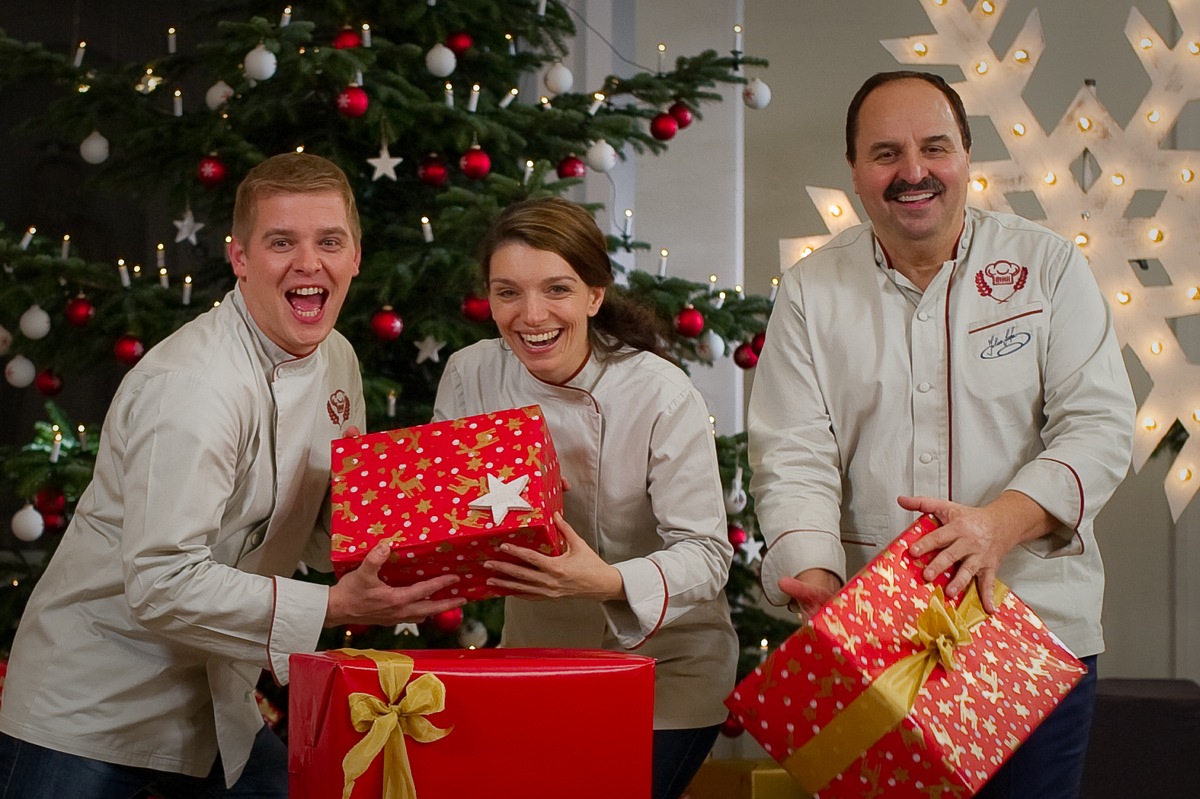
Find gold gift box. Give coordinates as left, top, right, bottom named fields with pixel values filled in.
left=684, top=759, right=808, bottom=799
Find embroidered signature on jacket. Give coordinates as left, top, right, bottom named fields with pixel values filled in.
left=981, top=326, right=1032, bottom=359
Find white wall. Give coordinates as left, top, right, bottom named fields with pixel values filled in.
left=743, top=0, right=1192, bottom=681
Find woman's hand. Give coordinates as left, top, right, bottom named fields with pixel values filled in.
left=483, top=512, right=624, bottom=601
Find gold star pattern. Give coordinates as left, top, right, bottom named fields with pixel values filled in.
left=368, top=522, right=386, bottom=536
left=416, top=457, right=432, bottom=470
left=416, top=499, right=432, bottom=513
left=362, top=489, right=378, bottom=503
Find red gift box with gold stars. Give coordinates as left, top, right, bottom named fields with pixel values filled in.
left=330, top=405, right=564, bottom=601
left=725, top=515, right=1087, bottom=798
left=288, top=648, right=655, bottom=799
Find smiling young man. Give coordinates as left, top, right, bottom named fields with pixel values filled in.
left=0, top=153, right=465, bottom=799
left=747, top=72, right=1135, bottom=799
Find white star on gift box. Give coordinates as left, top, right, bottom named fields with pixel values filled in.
left=415, top=335, right=447, bottom=364
left=468, top=473, right=533, bottom=525
left=367, top=142, right=403, bottom=181
left=173, top=208, right=205, bottom=245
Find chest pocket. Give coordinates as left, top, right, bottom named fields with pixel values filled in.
left=964, top=301, right=1044, bottom=400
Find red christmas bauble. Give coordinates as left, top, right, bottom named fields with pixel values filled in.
left=727, top=524, right=748, bottom=547
left=114, top=334, right=146, bottom=366
left=370, top=306, right=404, bottom=341
left=674, top=306, right=704, bottom=338
left=556, top=155, right=586, bottom=179
left=431, top=607, right=464, bottom=633
left=445, top=30, right=474, bottom=57
left=720, top=711, right=745, bottom=738
left=750, top=330, right=766, bottom=355
left=34, top=368, right=63, bottom=397
left=337, top=85, right=369, bottom=118
left=733, top=342, right=759, bottom=370
left=332, top=28, right=362, bottom=49
left=418, top=153, right=448, bottom=187
left=40, top=511, right=67, bottom=534
left=34, top=487, right=66, bottom=515
left=650, top=112, right=678, bottom=141
left=461, top=294, right=492, bottom=323
left=459, top=145, right=491, bottom=181
left=64, top=294, right=95, bottom=327
left=668, top=101, right=694, bottom=129
left=197, top=155, right=227, bottom=188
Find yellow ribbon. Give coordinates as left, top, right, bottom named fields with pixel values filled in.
left=335, top=649, right=452, bottom=799
left=783, top=581, right=1006, bottom=795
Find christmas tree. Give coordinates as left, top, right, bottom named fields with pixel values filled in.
left=0, top=1, right=792, bottom=718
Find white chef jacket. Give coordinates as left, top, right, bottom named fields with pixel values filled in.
left=0, top=286, right=364, bottom=786
left=748, top=207, right=1134, bottom=658
left=435, top=339, right=738, bottom=729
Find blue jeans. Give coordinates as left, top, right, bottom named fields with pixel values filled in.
left=653, top=724, right=720, bottom=799
left=0, top=724, right=287, bottom=799
left=974, top=654, right=1099, bottom=799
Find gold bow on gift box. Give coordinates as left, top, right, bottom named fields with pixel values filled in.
left=336, top=649, right=453, bottom=799
left=784, top=582, right=1006, bottom=794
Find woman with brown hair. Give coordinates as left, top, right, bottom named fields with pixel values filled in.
left=433, top=196, right=737, bottom=799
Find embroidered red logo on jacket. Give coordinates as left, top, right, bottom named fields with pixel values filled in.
left=975, top=260, right=1028, bottom=303
left=327, top=390, right=351, bottom=425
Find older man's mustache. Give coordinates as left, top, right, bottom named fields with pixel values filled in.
left=884, top=177, right=945, bottom=201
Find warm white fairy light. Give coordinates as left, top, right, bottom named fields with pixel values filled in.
left=1111, top=173, right=1125, bottom=186
left=658, top=248, right=669, bottom=277
left=1043, top=171, right=1056, bottom=185
left=913, top=42, right=928, bottom=56
left=980, top=0, right=996, bottom=13
left=361, top=24, right=371, bottom=47
left=60, top=234, right=70, bottom=259
left=73, top=41, right=86, bottom=67
left=168, top=27, right=177, bottom=54
left=1011, top=122, right=1026, bottom=136
left=1151, top=340, right=1164, bottom=355
left=657, top=42, right=667, bottom=73
left=1074, top=233, right=1089, bottom=246
left=499, top=88, right=518, bottom=109
left=1014, top=49, right=1030, bottom=63
left=1078, top=116, right=1093, bottom=132
left=421, top=216, right=433, bottom=243
left=1180, top=467, right=1194, bottom=482
left=505, top=33, right=516, bottom=55
left=182, top=275, right=192, bottom=305
left=827, top=204, right=842, bottom=217
left=708, top=274, right=718, bottom=284
left=1182, top=168, right=1196, bottom=183
left=975, top=61, right=988, bottom=75
left=1193, top=409, right=1200, bottom=422
left=1189, top=41, right=1200, bottom=55
left=1189, top=287, right=1200, bottom=300
left=1147, top=110, right=1162, bottom=124
left=1143, top=417, right=1158, bottom=431
left=1116, top=290, right=1132, bottom=304
left=970, top=176, right=988, bottom=191
left=588, top=92, right=605, bottom=115
left=1140, top=37, right=1154, bottom=49
left=1148, top=227, right=1164, bottom=243
left=800, top=246, right=814, bottom=258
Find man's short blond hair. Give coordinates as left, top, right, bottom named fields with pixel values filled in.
left=231, top=152, right=360, bottom=244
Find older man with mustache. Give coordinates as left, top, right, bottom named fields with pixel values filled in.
left=747, top=71, right=1135, bottom=799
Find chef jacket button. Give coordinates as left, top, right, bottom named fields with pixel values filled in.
left=251, top=531, right=264, bottom=547
left=917, top=381, right=932, bottom=393
left=917, top=311, right=930, bottom=322
left=919, top=452, right=934, bottom=464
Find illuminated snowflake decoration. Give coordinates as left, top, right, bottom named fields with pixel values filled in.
left=782, top=0, right=1200, bottom=519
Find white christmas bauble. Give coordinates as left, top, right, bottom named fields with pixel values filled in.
left=585, top=139, right=618, bottom=173
left=11, top=504, right=44, bottom=543
left=695, top=329, right=726, bottom=362
left=0, top=323, right=11, bottom=356
left=19, top=304, right=51, bottom=340
left=543, top=62, right=574, bottom=95
left=5, top=355, right=36, bottom=388
left=80, top=130, right=109, bottom=164
left=742, top=77, right=772, bottom=110
left=205, top=80, right=235, bottom=110
left=457, top=618, right=489, bottom=649
left=425, top=43, right=457, bottom=78
left=244, top=44, right=278, bottom=81
left=724, top=484, right=749, bottom=515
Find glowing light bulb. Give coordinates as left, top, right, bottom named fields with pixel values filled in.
left=1192, top=409, right=1200, bottom=423
left=800, top=246, right=814, bottom=258
left=1148, top=227, right=1164, bottom=243
left=1043, top=171, right=1056, bottom=185
left=1150, top=340, right=1164, bottom=355
left=1188, top=41, right=1200, bottom=54
left=709, top=274, right=718, bottom=284
left=1078, top=116, right=1092, bottom=132
left=828, top=204, right=842, bottom=217
left=975, top=61, right=989, bottom=75
left=1182, top=168, right=1195, bottom=183
left=1148, top=110, right=1162, bottom=124
left=1180, top=467, right=1193, bottom=482
left=1012, top=122, right=1026, bottom=136
left=1014, top=49, right=1030, bottom=63
left=1143, top=417, right=1158, bottom=431
left=1115, top=291, right=1131, bottom=305
left=980, top=0, right=996, bottom=13
left=1140, top=37, right=1154, bottom=49
left=970, top=176, right=988, bottom=192
left=1111, top=173, right=1125, bottom=186
left=1189, top=287, right=1200, bottom=300
left=913, top=42, right=928, bottom=57
left=1074, top=233, right=1089, bottom=246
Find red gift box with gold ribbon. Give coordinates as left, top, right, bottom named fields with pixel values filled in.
left=330, top=405, right=564, bottom=601
left=725, top=515, right=1087, bottom=798
left=288, top=649, right=655, bottom=799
